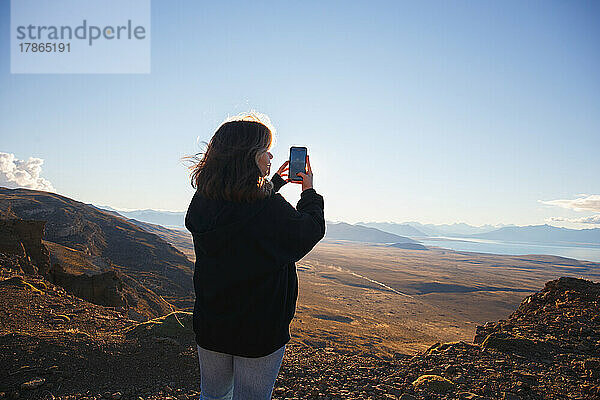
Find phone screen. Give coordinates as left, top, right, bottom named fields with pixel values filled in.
left=289, top=147, right=307, bottom=181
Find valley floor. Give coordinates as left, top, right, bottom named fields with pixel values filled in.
left=293, top=240, right=600, bottom=356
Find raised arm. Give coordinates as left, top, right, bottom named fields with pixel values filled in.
left=267, top=189, right=325, bottom=263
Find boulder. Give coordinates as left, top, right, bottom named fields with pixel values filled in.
left=49, top=263, right=126, bottom=307
left=481, top=332, right=548, bottom=357
left=411, top=374, right=455, bottom=393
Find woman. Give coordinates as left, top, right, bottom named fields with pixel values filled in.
left=185, top=113, right=325, bottom=400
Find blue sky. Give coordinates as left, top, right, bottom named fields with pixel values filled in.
left=1, top=0, right=599, bottom=228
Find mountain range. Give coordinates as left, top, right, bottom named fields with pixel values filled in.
left=356, top=221, right=517, bottom=237
left=94, top=206, right=421, bottom=246
left=468, top=224, right=600, bottom=245
left=99, top=205, right=600, bottom=246
left=95, top=205, right=186, bottom=230
left=354, top=221, right=600, bottom=245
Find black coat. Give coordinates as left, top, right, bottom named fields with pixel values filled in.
left=185, top=174, right=325, bottom=357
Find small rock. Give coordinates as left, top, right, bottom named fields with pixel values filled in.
left=399, top=394, right=417, bottom=400
left=388, top=386, right=403, bottom=396
left=52, top=314, right=71, bottom=322
left=153, top=337, right=181, bottom=346
left=458, top=392, right=483, bottom=399
left=444, top=364, right=459, bottom=374
left=584, top=358, right=600, bottom=371
left=511, top=381, right=528, bottom=393
left=482, top=383, right=494, bottom=394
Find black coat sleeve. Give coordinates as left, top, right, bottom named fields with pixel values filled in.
left=271, top=173, right=287, bottom=193
left=267, top=188, right=325, bottom=263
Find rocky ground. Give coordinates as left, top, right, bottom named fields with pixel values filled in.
left=1, top=269, right=599, bottom=400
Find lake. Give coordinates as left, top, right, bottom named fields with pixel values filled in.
left=415, top=236, right=600, bottom=263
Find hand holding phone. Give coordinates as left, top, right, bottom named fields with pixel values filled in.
left=293, top=154, right=313, bottom=191
left=275, top=146, right=313, bottom=191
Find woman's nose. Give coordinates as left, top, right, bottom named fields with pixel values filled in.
left=268, top=152, right=273, bottom=159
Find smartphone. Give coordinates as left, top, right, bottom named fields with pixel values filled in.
left=289, top=146, right=307, bottom=182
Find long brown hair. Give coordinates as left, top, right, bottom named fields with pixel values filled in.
left=185, top=114, right=275, bottom=202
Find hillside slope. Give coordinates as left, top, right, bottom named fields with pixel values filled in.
left=1, top=219, right=173, bottom=320
left=325, top=222, right=417, bottom=244
left=355, top=222, right=428, bottom=237
left=0, top=187, right=194, bottom=304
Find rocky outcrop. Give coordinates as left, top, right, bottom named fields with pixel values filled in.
left=474, top=277, right=600, bottom=356
left=0, top=200, right=181, bottom=322
left=0, top=219, right=51, bottom=275
left=48, top=263, right=173, bottom=321
left=48, top=263, right=126, bottom=308
left=0, top=217, right=172, bottom=320
left=397, top=276, right=600, bottom=399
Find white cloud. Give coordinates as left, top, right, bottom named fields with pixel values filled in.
left=0, top=152, right=55, bottom=192
left=539, top=195, right=600, bottom=212
left=546, top=215, right=600, bottom=225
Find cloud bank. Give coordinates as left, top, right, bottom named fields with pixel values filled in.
left=0, top=152, right=55, bottom=192
left=546, top=215, right=600, bottom=225
left=539, top=195, right=600, bottom=213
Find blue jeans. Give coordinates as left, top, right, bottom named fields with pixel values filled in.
left=197, top=344, right=286, bottom=400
